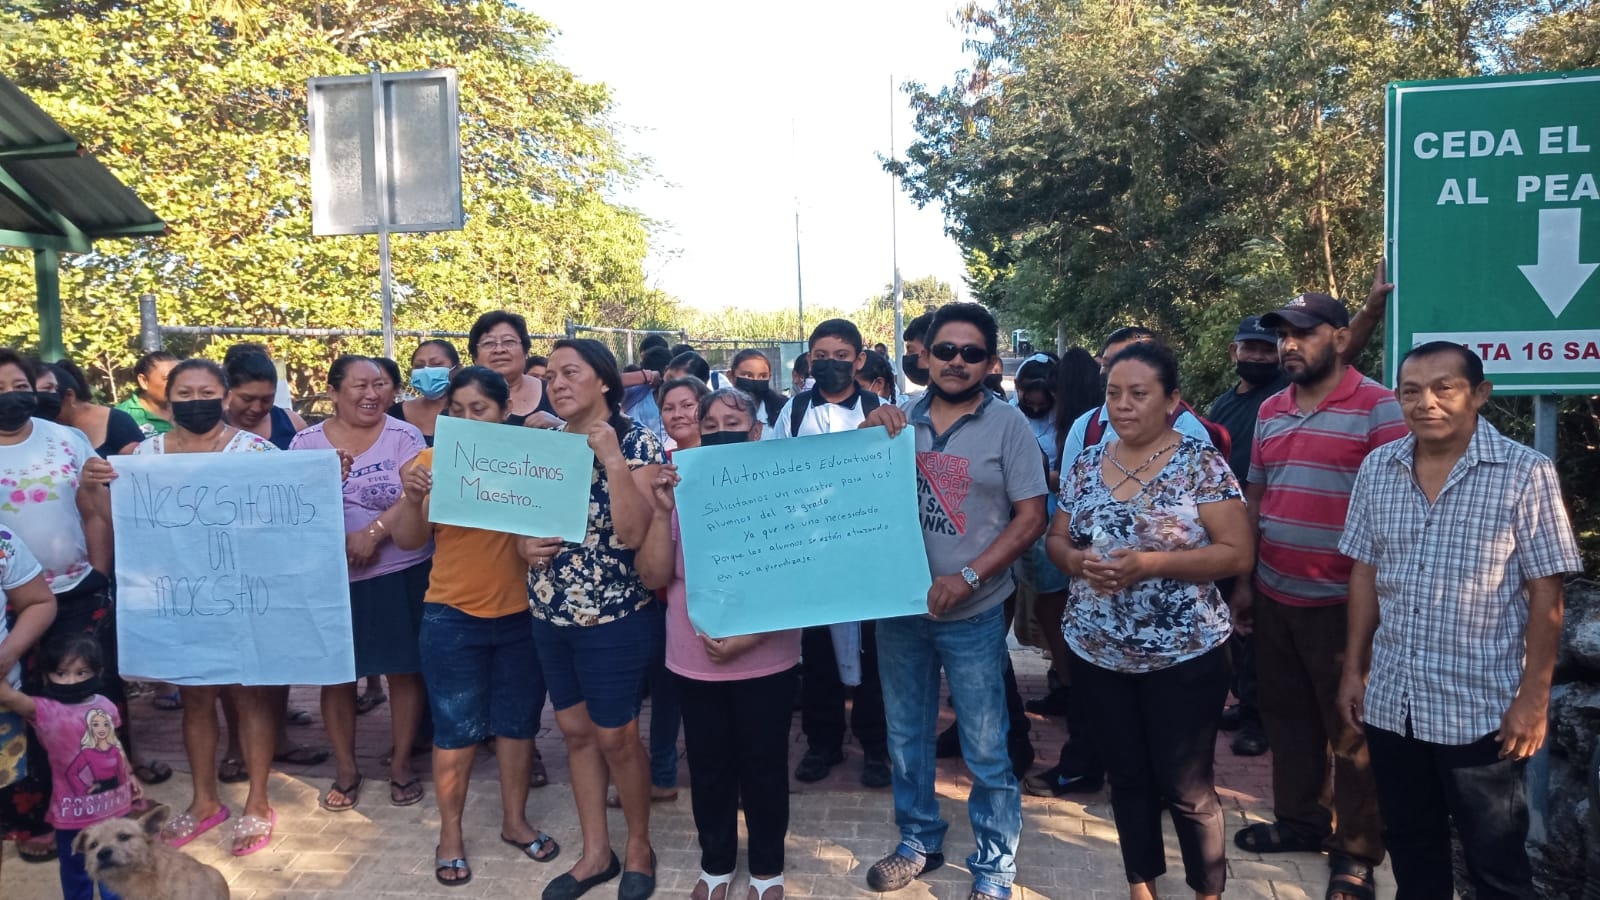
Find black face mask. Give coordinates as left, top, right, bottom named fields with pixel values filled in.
left=171, top=398, right=225, bottom=434
left=0, top=391, right=38, bottom=432
left=1235, top=360, right=1281, bottom=387
left=902, top=353, right=930, bottom=387
left=700, top=430, right=751, bottom=446
left=733, top=377, right=771, bottom=398
left=930, top=380, right=988, bottom=404
left=33, top=391, right=63, bottom=422
left=42, top=675, right=103, bottom=706
left=809, top=358, right=855, bottom=395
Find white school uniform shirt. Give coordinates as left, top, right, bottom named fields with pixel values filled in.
left=762, top=389, right=873, bottom=440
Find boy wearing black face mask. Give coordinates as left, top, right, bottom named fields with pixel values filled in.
left=761, top=319, right=893, bottom=789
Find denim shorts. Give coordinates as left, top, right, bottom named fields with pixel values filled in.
left=418, top=604, right=541, bottom=749
left=531, top=602, right=661, bottom=729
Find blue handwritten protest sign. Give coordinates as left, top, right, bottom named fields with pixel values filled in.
left=110, top=451, right=354, bottom=686
left=673, top=427, right=930, bottom=637
left=428, top=417, right=593, bottom=542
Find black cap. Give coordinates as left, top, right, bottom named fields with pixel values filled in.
left=1260, top=292, right=1350, bottom=331
left=1232, top=315, right=1276, bottom=344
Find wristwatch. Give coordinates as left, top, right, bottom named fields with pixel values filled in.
left=960, top=566, right=981, bottom=592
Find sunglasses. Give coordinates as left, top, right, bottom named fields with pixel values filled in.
left=929, top=342, right=990, bottom=365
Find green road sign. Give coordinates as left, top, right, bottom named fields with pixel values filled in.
left=1387, top=70, right=1600, bottom=394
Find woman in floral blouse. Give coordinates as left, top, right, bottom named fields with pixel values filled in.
left=1045, top=341, right=1252, bottom=900
left=523, top=338, right=665, bottom=900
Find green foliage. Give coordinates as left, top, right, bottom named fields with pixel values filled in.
left=0, top=0, right=670, bottom=396
left=894, top=0, right=1598, bottom=564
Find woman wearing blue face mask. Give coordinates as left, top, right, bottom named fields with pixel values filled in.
left=389, top=340, right=460, bottom=448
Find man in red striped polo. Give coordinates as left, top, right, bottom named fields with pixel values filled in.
left=1230, top=291, right=1408, bottom=900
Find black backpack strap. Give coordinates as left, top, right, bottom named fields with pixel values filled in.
left=789, top=391, right=813, bottom=437
left=860, top=392, right=880, bottom=415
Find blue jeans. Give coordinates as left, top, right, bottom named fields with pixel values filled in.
left=877, top=604, right=1020, bottom=898
left=419, top=604, right=542, bottom=749
left=645, top=650, right=681, bottom=790
left=57, top=827, right=123, bottom=900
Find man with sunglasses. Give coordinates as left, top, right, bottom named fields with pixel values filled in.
left=764, top=318, right=894, bottom=789
left=863, top=302, right=1047, bottom=900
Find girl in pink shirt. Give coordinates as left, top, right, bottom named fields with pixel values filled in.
left=635, top=387, right=801, bottom=900
left=0, top=634, right=139, bottom=900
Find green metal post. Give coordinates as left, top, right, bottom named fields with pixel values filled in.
left=34, top=248, right=63, bottom=362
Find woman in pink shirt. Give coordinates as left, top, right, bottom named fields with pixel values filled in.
left=636, top=387, right=801, bottom=900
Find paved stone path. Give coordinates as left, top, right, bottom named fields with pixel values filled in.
left=1, top=648, right=1396, bottom=899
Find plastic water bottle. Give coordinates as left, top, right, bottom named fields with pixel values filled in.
left=1089, top=525, right=1116, bottom=561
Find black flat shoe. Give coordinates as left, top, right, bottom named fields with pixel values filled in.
left=618, top=850, right=657, bottom=900
left=542, top=852, right=621, bottom=900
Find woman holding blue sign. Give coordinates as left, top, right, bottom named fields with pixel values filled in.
left=523, top=339, right=665, bottom=900
left=390, top=366, right=560, bottom=887
left=290, top=355, right=432, bottom=814
left=130, top=359, right=283, bottom=857
left=635, top=386, right=802, bottom=900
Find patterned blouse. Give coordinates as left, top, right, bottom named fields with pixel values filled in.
left=1060, top=434, right=1241, bottom=674
left=529, top=420, right=664, bottom=627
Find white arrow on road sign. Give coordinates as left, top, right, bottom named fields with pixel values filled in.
left=1518, top=207, right=1596, bottom=317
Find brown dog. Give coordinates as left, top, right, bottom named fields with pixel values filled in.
left=73, top=817, right=231, bottom=900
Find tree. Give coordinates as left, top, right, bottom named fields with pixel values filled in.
left=0, top=0, right=672, bottom=397
left=866, top=275, right=958, bottom=316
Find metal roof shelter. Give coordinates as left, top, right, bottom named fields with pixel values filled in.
left=0, top=75, right=165, bottom=360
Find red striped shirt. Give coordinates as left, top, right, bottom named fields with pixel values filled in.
left=1248, top=366, right=1407, bottom=607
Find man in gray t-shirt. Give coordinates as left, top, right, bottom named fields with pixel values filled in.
left=862, top=303, right=1047, bottom=900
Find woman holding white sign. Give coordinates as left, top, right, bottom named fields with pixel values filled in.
left=524, top=338, right=665, bottom=900
left=130, top=359, right=283, bottom=857
left=290, top=355, right=432, bottom=814
left=635, top=386, right=802, bottom=900
left=391, top=366, right=560, bottom=887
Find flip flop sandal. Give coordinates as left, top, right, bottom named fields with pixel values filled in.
left=217, top=756, right=248, bottom=784
left=272, top=745, right=330, bottom=765
left=530, top=752, right=549, bottom=789
left=285, top=708, right=314, bottom=726
left=133, top=760, right=173, bottom=785
left=152, top=691, right=183, bottom=711
left=319, top=775, right=363, bottom=812
left=693, top=870, right=735, bottom=900
left=230, top=809, right=276, bottom=857
left=501, top=832, right=560, bottom=862
left=389, top=777, right=425, bottom=807
left=355, top=691, right=387, bottom=715
left=17, top=835, right=57, bottom=863
left=435, top=852, right=472, bottom=887
left=161, top=805, right=231, bottom=848
left=1234, top=821, right=1322, bottom=854
left=1326, top=854, right=1377, bottom=900
left=747, top=873, right=785, bottom=900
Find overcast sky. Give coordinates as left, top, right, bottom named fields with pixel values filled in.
left=528, top=0, right=976, bottom=312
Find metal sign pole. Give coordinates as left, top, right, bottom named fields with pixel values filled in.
left=370, top=70, right=396, bottom=360
left=1534, top=394, right=1558, bottom=459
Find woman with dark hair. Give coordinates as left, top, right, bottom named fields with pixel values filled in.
left=635, top=387, right=799, bottom=900
left=657, top=376, right=711, bottom=456
left=523, top=338, right=665, bottom=900
left=855, top=350, right=897, bottom=404
left=391, top=366, right=559, bottom=885
left=290, top=355, right=432, bottom=813
left=389, top=340, right=460, bottom=448
left=131, top=359, right=284, bottom=856
left=468, top=311, right=554, bottom=426
left=223, top=349, right=308, bottom=452
left=0, top=348, right=130, bottom=864
left=41, top=361, right=144, bottom=457
left=1046, top=341, right=1252, bottom=900
left=663, top=351, right=710, bottom=385
left=115, top=351, right=178, bottom=439
left=1022, top=346, right=1104, bottom=724
left=728, top=350, right=783, bottom=427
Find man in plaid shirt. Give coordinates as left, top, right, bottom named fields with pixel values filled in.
left=1338, top=341, right=1582, bottom=900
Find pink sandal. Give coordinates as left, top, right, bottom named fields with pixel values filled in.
left=160, top=805, right=230, bottom=848
left=230, top=809, right=276, bottom=857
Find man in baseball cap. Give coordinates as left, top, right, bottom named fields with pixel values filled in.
left=1260, top=291, right=1351, bottom=331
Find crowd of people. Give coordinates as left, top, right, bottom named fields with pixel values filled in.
left=0, top=288, right=1582, bottom=900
